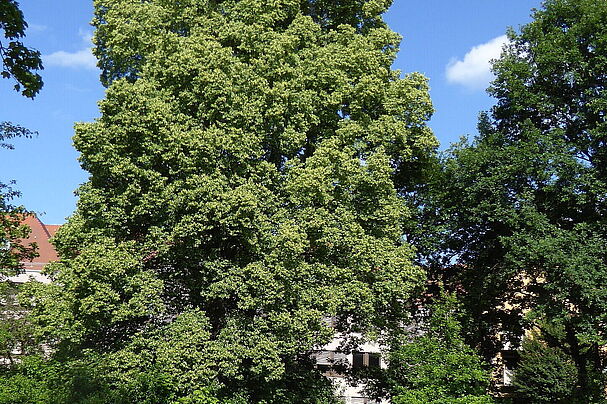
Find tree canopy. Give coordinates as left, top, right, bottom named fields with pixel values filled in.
left=428, top=0, right=607, bottom=400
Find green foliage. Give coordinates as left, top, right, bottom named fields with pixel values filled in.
left=0, top=211, right=36, bottom=275
left=0, top=0, right=42, bottom=272
left=373, top=294, right=493, bottom=404
left=0, top=17, right=41, bottom=397
left=0, top=3, right=40, bottom=274
left=0, top=0, right=43, bottom=97
left=512, top=337, right=578, bottom=404
left=35, top=239, right=165, bottom=346
left=425, top=0, right=607, bottom=400
left=0, top=354, right=174, bottom=404
left=0, top=121, right=35, bottom=150
left=0, top=308, right=339, bottom=403
left=24, top=0, right=436, bottom=402
left=0, top=124, right=37, bottom=276
left=0, top=353, right=193, bottom=404
left=0, top=283, right=41, bottom=366
left=0, top=356, right=54, bottom=404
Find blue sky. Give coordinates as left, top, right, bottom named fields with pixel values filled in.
left=0, top=0, right=541, bottom=224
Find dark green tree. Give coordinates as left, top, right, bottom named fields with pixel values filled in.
left=27, top=0, right=437, bottom=402
left=1, top=0, right=41, bottom=273
left=429, top=0, right=607, bottom=400
left=512, top=334, right=578, bottom=404
left=0, top=0, right=43, bottom=98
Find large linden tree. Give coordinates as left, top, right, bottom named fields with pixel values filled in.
left=31, top=0, right=437, bottom=401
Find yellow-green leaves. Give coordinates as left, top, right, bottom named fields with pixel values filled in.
left=43, top=0, right=437, bottom=401
left=43, top=239, right=164, bottom=343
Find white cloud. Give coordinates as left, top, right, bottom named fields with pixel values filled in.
left=43, top=30, right=97, bottom=70
left=445, top=35, right=508, bottom=90
left=44, top=48, right=97, bottom=70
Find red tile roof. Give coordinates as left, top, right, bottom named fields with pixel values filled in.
left=18, top=215, right=60, bottom=271
left=44, top=224, right=61, bottom=238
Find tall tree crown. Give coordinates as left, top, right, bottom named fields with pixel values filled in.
left=428, top=0, right=607, bottom=399
left=35, top=0, right=438, bottom=401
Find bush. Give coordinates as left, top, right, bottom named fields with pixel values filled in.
left=379, top=294, right=495, bottom=404
left=512, top=339, right=577, bottom=404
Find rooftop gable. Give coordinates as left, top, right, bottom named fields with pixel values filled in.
left=17, top=215, right=61, bottom=270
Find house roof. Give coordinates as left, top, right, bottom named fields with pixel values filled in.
left=18, top=215, right=61, bottom=271
left=44, top=224, right=61, bottom=238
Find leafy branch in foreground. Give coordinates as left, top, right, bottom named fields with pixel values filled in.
left=0, top=0, right=43, bottom=98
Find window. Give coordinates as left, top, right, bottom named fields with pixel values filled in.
left=368, top=353, right=380, bottom=368
left=501, top=350, right=519, bottom=387
left=312, top=350, right=347, bottom=376
left=352, top=351, right=381, bottom=369
left=353, top=351, right=364, bottom=368
left=503, top=364, right=514, bottom=386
